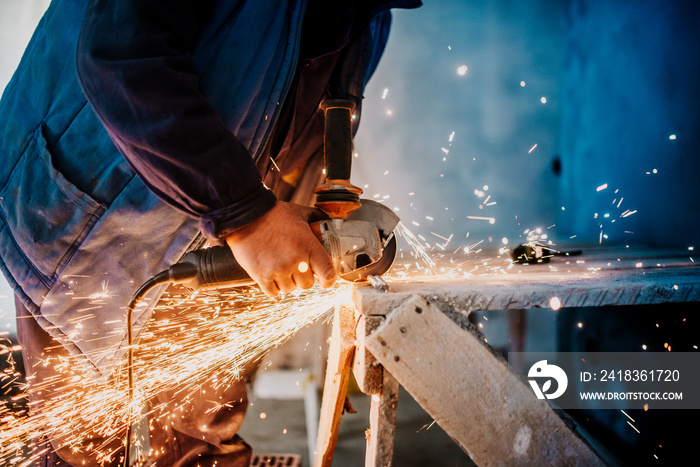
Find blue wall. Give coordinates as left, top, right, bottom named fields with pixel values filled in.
left=355, top=0, right=564, bottom=247
left=357, top=0, right=700, bottom=250
left=559, top=0, right=700, bottom=247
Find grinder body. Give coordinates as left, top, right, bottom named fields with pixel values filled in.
left=177, top=199, right=398, bottom=290
left=172, top=99, right=399, bottom=291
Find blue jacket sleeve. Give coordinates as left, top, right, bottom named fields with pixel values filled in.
left=76, top=0, right=276, bottom=240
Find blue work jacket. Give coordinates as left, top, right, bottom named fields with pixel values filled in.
left=0, top=0, right=419, bottom=378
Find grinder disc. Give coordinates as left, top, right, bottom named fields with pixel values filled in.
left=339, top=235, right=397, bottom=282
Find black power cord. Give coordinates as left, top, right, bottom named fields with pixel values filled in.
left=122, top=250, right=257, bottom=466
left=122, top=263, right=199, bottom=467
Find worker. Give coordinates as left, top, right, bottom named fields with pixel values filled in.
left=0, top=0, right=421, bottom=465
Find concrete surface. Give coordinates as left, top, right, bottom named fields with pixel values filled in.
left=240, top=384, right=475, bottom=467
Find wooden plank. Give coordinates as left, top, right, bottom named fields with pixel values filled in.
left=365, top=370, right=399, bottom=467
left=353, top=314, right=384, bottom=395
left=364, top=295, right=604, bottom=466
left=314, top=304, right=356, bottom=467
left=355, top=262, right=700, bottom=317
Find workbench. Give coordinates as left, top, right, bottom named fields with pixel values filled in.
left=313, top=245, right=700, bottom=466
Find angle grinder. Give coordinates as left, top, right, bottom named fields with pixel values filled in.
left=166, top=99, right=399, bottom=291
left=129, top=98, right=399, bottom=313
left=173, top=197, right=398, bottom=290
left=123, top=99, right=399, bottom=465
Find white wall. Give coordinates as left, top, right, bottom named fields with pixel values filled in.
left=0, top=0, right=50, bottom=335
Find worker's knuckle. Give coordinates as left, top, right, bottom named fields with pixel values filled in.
left=321, top=263, right=336, bottom=278
left=281, top=255, right=302, bottom=271
left=261, top=271, right=276, bottom=283
left=320, top=274, right=336, bottom=286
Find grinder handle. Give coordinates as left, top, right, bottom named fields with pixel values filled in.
left=321, top=99, right=356, bottom=181
left=177, top=246, right=254, bottom=290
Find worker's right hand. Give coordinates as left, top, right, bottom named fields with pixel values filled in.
left=225, top=201, right=337, bottom=297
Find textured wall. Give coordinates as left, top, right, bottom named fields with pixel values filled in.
left=355, top=0, right=564, bottom=247
left=0, top=0, right=50, bottom=91
left=558, top=0, right=700, bottom=247
left=0, top=0, right=51, bottom=335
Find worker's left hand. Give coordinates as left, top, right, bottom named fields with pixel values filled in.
left=225, top=201, right=336, bottom=297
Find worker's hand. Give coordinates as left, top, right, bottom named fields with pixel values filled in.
left=225, top=201, right=336, bottom=297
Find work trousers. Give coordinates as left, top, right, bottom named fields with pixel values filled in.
left=15, top=290, right=252, bottom=467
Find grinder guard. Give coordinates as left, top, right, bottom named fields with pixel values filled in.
left=310, top=198, right=399, bottom=281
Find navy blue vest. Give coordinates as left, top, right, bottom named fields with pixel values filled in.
left=0, top=0, right=310, bottom=377
left=0, top=0, right=411, bottom=378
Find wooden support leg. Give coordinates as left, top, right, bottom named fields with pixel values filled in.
left=508, top=308, right=527, bottom=373
left=353, top=313, right=399, bottom=467
left=313, top=304, right=356, bottom=467
left=364, top=295, right=604, bottom=466
left=365, top=369, right=399, bottom=467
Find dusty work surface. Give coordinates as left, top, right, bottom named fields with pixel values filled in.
left=354, top=244, right=700, bottom=315
left=241, top=386, right=474, bottom=467
left=349, top=245, right=699, bottom=466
